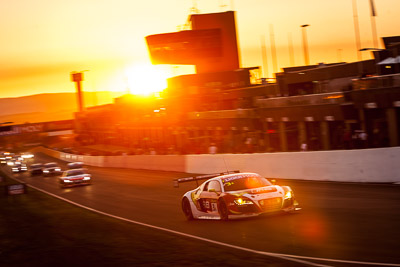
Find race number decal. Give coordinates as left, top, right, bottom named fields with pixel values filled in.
left=211, top=202, right=217, bottom=211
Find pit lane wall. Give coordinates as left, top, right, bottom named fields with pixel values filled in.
left=32, top=146, right=400, bottom=183
left=185, top=147, right=400, bottom=183
left=30, top=147, right=186, bottom=172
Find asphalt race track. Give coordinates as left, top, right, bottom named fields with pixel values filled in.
left=5, top=153, right=400, bottom=266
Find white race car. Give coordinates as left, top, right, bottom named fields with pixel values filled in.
left=43, top=162, right=62, bottom=176
left=59, top=168, right=91, bottom=188
left=175, top=171, right=300, bottom=220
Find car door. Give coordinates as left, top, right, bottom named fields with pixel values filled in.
left=198, top=180, right=222, bottom=214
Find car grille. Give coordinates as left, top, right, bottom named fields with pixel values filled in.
left=258, top=198, right=282, bottom=211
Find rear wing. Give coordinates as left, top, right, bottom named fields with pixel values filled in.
left=173, top=170, right=240, bottom=188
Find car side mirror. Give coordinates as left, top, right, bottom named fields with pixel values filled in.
left=209, top=188, right=221, bottom=194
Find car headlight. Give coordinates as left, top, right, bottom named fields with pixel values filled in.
left=83, top=177, right=91, bottom=181
left=43, top=170, right=49, bottom=173
left=55, top=168, right=61, bottom=171
left=234, top=197, right=254, bottom=205
left=63, top=179, right=71, bottom=183
left=284, top=191, right=293, bottom=199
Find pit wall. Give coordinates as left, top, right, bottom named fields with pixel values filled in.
left=31, top=146, right=400, bottom=183
left=31, top=147, right=186, bottom=172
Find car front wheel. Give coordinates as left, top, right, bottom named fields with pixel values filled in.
left=182, top=197, right=194, bottom=220
left=218, top=199, right=229, bottom=221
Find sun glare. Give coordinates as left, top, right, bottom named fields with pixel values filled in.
left=124, top=64, right=168, bottom=96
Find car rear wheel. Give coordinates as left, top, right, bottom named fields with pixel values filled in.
left=182, top=197, right=194, bottom=220
left=218, top=199, right=229, bottom=221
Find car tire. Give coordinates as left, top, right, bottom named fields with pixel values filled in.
left=218, top=199, right=229, bottom=221
left=182, top=197, right=194, bottom=220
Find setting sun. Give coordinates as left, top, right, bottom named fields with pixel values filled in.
left=124, top=63, right=169, bottom=96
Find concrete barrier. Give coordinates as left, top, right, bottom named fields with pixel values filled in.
left=185, top=147, right=400, bottom=183
left=102, top=155, right=186, bottom=172
left=32, top=146, right=61, bottom=159
left=32, top=146, right=400, bottom=183
left=32, top=147, right=187, bottom=173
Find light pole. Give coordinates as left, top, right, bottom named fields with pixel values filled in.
left=70, top=70, right=89, bottom=113
left=301, top=24, right=310, bottom=65
left=369, top=0, right=379, bottom=49
left=260, top=35, right=268, bottom=78
left=352, top=0, right=362, bottom=61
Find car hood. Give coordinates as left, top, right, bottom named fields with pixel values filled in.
left=229, top=185, right=281, bottom=196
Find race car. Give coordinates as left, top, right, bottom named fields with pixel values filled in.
left=20, top=152, right=34, bottom=159
left=11, top=163, right=28, bottom=173
left=59, top=168, right=91, bottom=188
left=67, top=162, right=84, bottom=169
left=30, top=163, right=44, bottom=176
left=42, top=162, right=62, bottom=176
left=174, top=171, right=299, bottom=221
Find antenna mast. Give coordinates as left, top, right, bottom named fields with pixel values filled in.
left=190, top=0, right=199, bottom=14
left=219, top=0, right=227, bottom=11
left=177, top=0, right=199, bottom=31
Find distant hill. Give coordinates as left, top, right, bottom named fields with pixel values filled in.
left=0, top=91, right=120, bottom=124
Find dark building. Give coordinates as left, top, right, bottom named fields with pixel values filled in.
left=74, top=12, right=400, bottom=154
left=146, top=11, right=240, bottom=73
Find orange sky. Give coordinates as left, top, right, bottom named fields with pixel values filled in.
left=1, top=0, right=399, bottom=99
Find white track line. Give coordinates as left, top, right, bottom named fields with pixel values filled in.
left=10, top=175, right=400, bottom=267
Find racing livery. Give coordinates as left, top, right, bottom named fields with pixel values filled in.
left=175, top=171, right=299, bottom=220
left=30, top=163, right=44, bottom=176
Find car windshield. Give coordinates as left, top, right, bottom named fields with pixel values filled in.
left=31, top=164, right=43, bottom=168
left=223, top=176, right=272, bottom=192
left=68, top=162, right=83, bottom=169
left=45, top=163, right=58, bottom=168
left=66, top=169, right=87, bottom=176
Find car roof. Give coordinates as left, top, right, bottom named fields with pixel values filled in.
left=205, top=172, right=261, bottom=183
left=64, top=168, right=88, bottom=174
left=67, top=162, right=83, bottom=168
left=68, top=161, right=83, bottom=165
